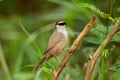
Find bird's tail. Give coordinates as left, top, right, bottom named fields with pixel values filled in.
left=32, top=56, right=46, bottom=72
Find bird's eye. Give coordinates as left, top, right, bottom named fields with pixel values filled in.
left=58, top=22, right=66, bottom=26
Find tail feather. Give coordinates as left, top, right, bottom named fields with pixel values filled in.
left=32, top=57, right=46, bottom=72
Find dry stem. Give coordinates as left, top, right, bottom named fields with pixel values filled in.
left=53, top=16, right=96, bottom=80
left=85, top=19, right=120, bottom=80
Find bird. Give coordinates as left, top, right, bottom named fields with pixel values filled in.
left=32, top=20, right=68, bottom=72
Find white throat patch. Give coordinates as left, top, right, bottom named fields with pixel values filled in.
left=56, top=25, right=67, bottom=38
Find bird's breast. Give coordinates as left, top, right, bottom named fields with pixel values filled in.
left=56, top=28, right=67, bottom=39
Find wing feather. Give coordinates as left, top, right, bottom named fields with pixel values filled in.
left=44, top=30, right=65, bottom=54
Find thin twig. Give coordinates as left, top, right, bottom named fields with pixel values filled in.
left=53, top=16, right=96, bottom=80
left=85, top=19, right=120, bottom=80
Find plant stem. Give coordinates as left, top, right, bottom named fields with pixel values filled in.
left=0, top=43, right=12, bottom=80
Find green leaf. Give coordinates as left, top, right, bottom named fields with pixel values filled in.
left=85, top=37, right=100, bottom=44
left=34, top=67, right=52, bottom=80
left=77, top=3, right=115, bottom=22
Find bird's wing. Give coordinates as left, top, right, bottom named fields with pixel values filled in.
left=44, top=30, right=64, bottom=54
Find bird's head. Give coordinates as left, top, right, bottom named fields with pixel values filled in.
left=55, top=20, right=66, bottom=29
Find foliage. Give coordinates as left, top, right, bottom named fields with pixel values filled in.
left=0, top=0, right=120, bottom=80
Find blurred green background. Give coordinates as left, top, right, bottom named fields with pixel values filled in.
left=0, top=0, right=120, bottom=80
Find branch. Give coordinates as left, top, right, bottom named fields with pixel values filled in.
left=85, top=19, right=120, bottom=80
left=53, top=16, right=96, bottom=80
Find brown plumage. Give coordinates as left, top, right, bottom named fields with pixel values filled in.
left=32, top=21, right=67, bottom=72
